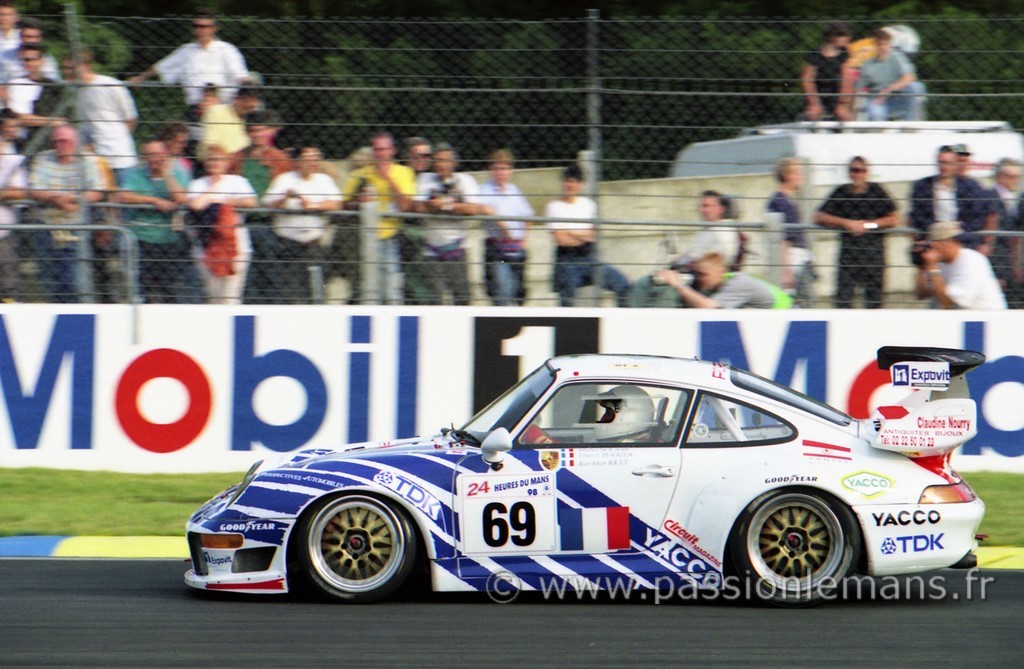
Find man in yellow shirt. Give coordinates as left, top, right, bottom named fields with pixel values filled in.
left=197, top=86, right=261, bottom=161
left=342, top=132, right=416, bottom=303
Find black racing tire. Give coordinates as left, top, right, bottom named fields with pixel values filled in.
left=297, top=494, right=417, bottom=603
left=729, top=489, right=860, bottom=606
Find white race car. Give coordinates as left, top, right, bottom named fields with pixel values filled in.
left=186, top=346, right=985, bottom=605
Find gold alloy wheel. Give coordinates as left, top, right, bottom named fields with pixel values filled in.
left=306, top=496, right=406, bottom=595
left=745, top=493, right=845, bottom=592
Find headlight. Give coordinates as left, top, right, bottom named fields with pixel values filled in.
left=226, top=460, right=264, bottom=507
left=199, top=534, right=244, bottom=549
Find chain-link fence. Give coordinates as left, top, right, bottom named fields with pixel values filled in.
left=4, top=9, right=1024, bottom=307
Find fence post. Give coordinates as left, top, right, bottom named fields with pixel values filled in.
left=584, top=9, right=607, bottom=307
left=63, top=4, right=98, bottom=303
left=308, top=265, right=325, bottom=304
left=359, top=201, right=381, bottom=305
left=578, top=149, right=603, bottom=306
left=586, top=8, right=602, bottom=188
left=764, top=210, right=785, bottom=290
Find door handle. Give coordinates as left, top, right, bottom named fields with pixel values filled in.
left=631, top=465, right=676, bottom=478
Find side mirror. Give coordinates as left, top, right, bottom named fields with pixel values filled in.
left=480, top=428, right=512, bottom=470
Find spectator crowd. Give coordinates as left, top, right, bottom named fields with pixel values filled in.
left=0, top=6, right=1019, bottom=311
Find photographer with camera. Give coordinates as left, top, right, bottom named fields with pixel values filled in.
left=628, top=190, right=745, bottom=308
left=413, top=142, right=495, bottom=305
left=914, top=221, right=1006, bottom=310
left=654, top=252, right=791, bottom=309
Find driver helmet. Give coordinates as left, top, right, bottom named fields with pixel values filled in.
left=593, top=385, right=656, bottom=441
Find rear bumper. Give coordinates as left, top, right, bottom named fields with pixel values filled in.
left=858, top=497, right=985, bottom=577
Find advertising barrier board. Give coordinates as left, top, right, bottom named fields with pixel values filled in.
left=0, top=305, right=1021, bottom=472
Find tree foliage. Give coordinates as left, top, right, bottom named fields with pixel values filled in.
left=34, top=3, right=1024, bottom=181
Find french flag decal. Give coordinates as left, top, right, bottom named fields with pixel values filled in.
left=558, top=506, right=631, bottom=552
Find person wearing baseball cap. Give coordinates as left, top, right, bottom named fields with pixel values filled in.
left=951, top=143, right=973, bottom=178
left=914, top=220, right=1006, bottom=309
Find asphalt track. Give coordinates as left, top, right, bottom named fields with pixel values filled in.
left=0, top=559, right=1020, bottom=668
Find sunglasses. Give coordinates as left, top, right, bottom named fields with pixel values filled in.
left=193, top=22, right=215, bottom=29
left=849, top=167, right=867, bottom=173
left=18, top=56, right=39, bottom=62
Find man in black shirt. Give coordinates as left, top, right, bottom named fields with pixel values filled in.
left=801, top=22, right=852, bottom=121
left=814, top=156, right=901, bottom=308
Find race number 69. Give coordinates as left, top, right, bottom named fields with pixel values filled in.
left=483, top=501, right=536, bottom=547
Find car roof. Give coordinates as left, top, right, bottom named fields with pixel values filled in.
left=548, top=353, right=732, bottom=388
left=547, top=353, right=853, bottom=427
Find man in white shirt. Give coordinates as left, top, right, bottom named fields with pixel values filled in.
left=545, top=164, right=630, bottom=306
left=64, top=50, right=138, bottom=184
left=915, top=221, right=1007, bottom=310
left=263, top=147, right=342, bottom=303
left=413, top=142, right=494, bottom=305
left=687, top=190, right=744, bottom=271
left=128, top=8, right=249, bottom=125
left=129, top=9, right=248, bottom=106
left=478, top=148, right=534, bottom=306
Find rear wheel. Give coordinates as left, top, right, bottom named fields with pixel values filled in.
left=298, top=494, right=416, bottom=603
left=730, top=490, right=859, bottom=606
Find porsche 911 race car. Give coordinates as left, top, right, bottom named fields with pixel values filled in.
left=185, top=346, right=986, bottom=605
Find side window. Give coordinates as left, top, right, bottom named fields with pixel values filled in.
left=516, top=382, right=691, bottom=447
left=685, top=392, right=794, bottom=446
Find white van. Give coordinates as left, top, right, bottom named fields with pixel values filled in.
left=671, top=121, right=1024, bottom=189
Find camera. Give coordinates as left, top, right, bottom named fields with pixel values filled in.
left=429, top=182, right=451, bottom=199
left=651, top=270, right=694, bottom=286
left=910, top=240, right=931, bottom=267
left=431, top=179, right=463, bottom=203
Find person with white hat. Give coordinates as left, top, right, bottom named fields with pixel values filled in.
left=914, top=220, right=1007, bottom=310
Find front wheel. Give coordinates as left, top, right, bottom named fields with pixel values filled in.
left=298, top=494, right=416, bottom=603
left=730, top=490, right=860, bottom=606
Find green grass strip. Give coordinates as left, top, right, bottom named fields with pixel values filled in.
left=0, top=468, right=1019, bottom=545
left=0, top=468, right=243, bottom=537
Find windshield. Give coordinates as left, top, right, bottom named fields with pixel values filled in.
left=730, top=368, right=852, bottom=426
left=461, top=362, right=557, bottom=437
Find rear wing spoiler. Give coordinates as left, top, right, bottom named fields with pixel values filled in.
left=877, top=346, right=986, bottom=383
left=871, top=346, right=986, bottom=459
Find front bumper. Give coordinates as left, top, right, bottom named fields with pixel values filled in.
left=184, top=527, right=292, bottom=594
left=184, top=491, right=295, bottom=594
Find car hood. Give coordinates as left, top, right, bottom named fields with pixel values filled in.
left=269, top=433, right=468, bottom=470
